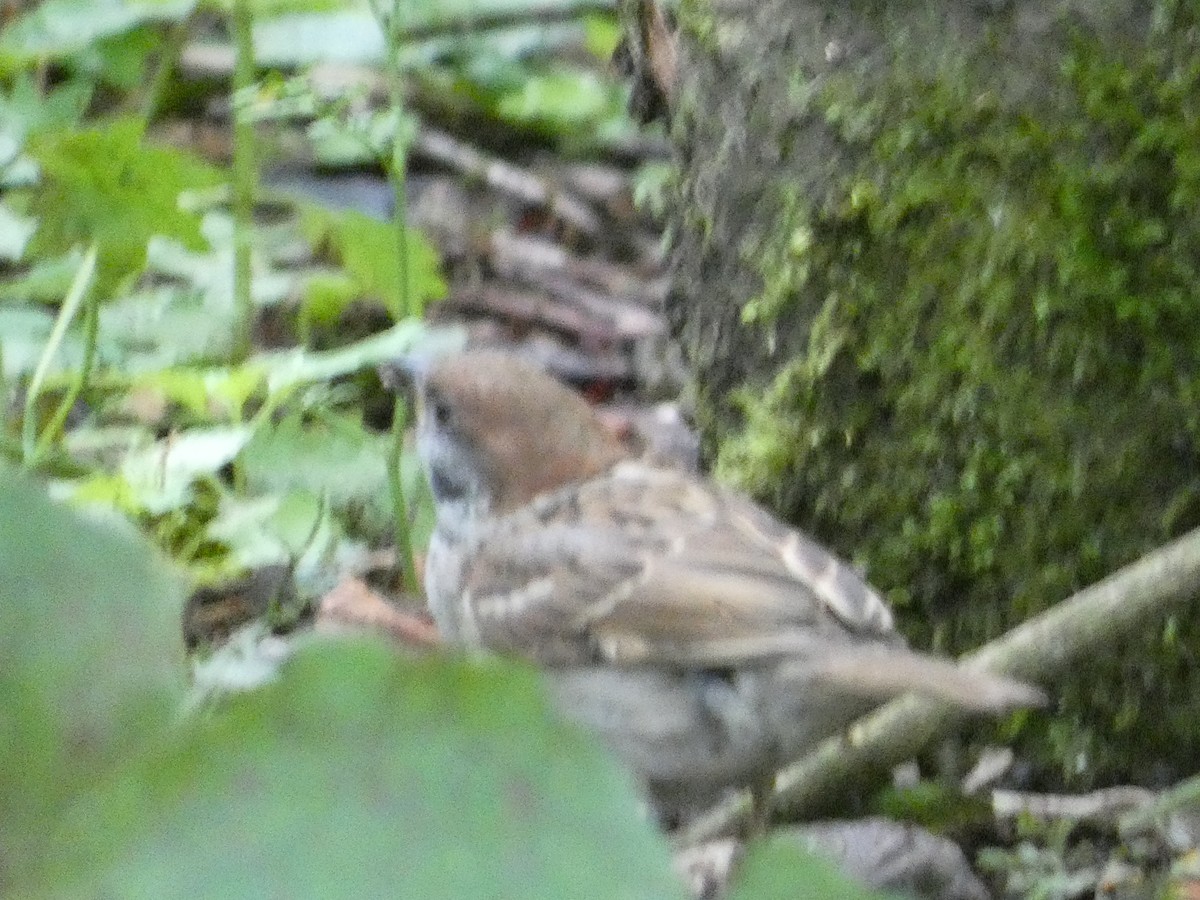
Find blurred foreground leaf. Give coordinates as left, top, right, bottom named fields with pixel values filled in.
left=0, top=469, right=187, bottom=885
left=728, top=836, right=887, bottom=900
left=22, top=639, right=686, bottom=899
left=0, top=0, right=192, bottom=67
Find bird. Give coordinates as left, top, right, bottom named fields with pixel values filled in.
left=386, top=349, right=1045, bottom=820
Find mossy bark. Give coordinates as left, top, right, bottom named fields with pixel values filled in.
left=642, top=0, right=1200, bottom=786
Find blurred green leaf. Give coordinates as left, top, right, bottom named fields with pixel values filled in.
left=0, top=304, right=84, bottom=379
left=0, top=249, right=86, bottom=304
left=0, top=0, right=193, bottom=68
left=241, top=410, right=386, bottom=505
left=205, top=489, right=328, bottom=570
left=0, top=199, right=37, bottom=261
left=130, top=364, right=267, bottom=422
left=497, top=68, right=616, bottom=129
left=0, top=74, right=91, bottom=141
left=582, top=12, right=620, bottom=59
left=240, top=408, right=434, bottom=543
left=0, top=469, right=186, bottom=888
left=257, top=319, right=462, bottom=392
left=252, top=10, right=585, bottom=69
left=727, top=836, right=887, bottom=900
left=24, top=118, right=224, bottom=294
left=299, top=204, right=446, bottom=319
left=298, top=270, right=359, bottom=334
left=20, top=639, right=685, bottom=900
left=119, top=425, right=253, bottom=515
left=71, top=23, right=161, bottom=90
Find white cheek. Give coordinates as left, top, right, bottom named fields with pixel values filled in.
left=418, top=427, right=493, bottom=524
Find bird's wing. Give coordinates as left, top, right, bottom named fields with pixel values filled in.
left=457, top=461, right=900, bottom=667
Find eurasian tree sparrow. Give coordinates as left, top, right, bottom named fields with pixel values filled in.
left=390, top=350, right=1045, bottom=817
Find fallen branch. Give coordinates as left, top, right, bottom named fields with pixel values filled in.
left=679, top=526, right=1200, bottom=844
left=415, top=128, right=603, bottom=236
left=992, top=786, right=1156, bottom=830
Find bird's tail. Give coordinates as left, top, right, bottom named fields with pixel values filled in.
left=804, top=649, right=1047, bottom=712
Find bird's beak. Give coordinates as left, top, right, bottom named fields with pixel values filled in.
left=377, top=355, right=430, bottom=394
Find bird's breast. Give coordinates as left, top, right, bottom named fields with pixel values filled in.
left=424, top=527, right=479, bottom=647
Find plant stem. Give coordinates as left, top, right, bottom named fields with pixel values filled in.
left=373, top=0, right=420, bottom=593
left=230, top=0, right=257, bottom=363
left=383, top=0, right=411, bottom=321
left=31, top=279, right=101, bottom=465
left=387, top=397, right=420, bottom=595
left=137, top=12, right=195, bottom=124
left=22, top=245, right=97, bottom=467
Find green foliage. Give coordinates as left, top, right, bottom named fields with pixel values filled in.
left=0, top=0, right=192, bottom=69
left=300, top=204, right=447, bottom=320
left=497, top=67, right=631, bottom=137
left=0, top=75, right=91, bottom=145
left=21, top=641, right=690, bottom=900
left=728, top=837, right=886, bottom=900
left=23, top=118, right=224, bottom=294
left=0, top=468, right=187, bottom=881
left=0, top=474, right=695, bottom=899
left=716, top=5, right=1200, bottom=784
left=240, top=406, right=435, bottom=543
left=0, top=304, right=84, bottom=379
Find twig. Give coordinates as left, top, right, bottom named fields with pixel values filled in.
left=390, top=0, right=615, bottom=42
left=443, top=283, right=628, bottom=343
left=678, top=525, right=1200, bottom=844
left=414, top=127, right=603, bottom=236
left=487, top=230, right=666, bottom=337
left=992, top=787, right=1156, bottom=829
left=1119, top=772, right=1200, bottom=844
left=489, top=228, right=668, bottom=308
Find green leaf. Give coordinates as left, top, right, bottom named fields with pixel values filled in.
left=257, top=319, right=463, bottom=392
left=0, top=0, right=193, bottom=67
left=497, top=68, right=615, bottom=129
left=0, top=74, right=92, bottom=140
left=0, top=304, right=84, bottom=379
left=0, top=249, right=85, bottom=304
left=22, top=639, right=686, bottom=900
left=129, top=364, right=267, bottom=422
left=242, top=410, right=386, bottom=504
left=0, top=198, right=37, bottom=261
left=583, top=13, right=620, bottom=59
left=24, top=118, right=224, bottom=294
left=240, top=408, right=434, bottom=544
left=205, top=489, right=331, bottom=570
left=0, top=469, right=186, bottom=886
left=727, top=836, right=888, bottom=900
left=71, top=23, right=161, bottom=90
left=251, top=8, right=585, bottom=69
left=300, top=204, right=447, bottom=319
left=119, top=425, right=254, bottom=515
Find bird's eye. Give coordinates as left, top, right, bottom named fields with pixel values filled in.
left=423, top=389, right=454, bottom=428
left=431, top=399, right=453, bottom=427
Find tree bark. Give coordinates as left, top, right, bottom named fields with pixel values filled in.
left=625, top=0, right=1200, bottom=786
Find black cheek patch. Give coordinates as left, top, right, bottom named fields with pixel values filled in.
left=430, top=465, right=468, bottom=502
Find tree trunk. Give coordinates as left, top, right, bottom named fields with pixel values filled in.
left=626, top=0, right=1200, bottom=787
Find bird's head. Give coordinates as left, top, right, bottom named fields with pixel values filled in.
left=391, top=351, right=627, bottom=528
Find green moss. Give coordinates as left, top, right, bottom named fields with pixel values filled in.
left=716, top=4, right=1200, bottom=784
